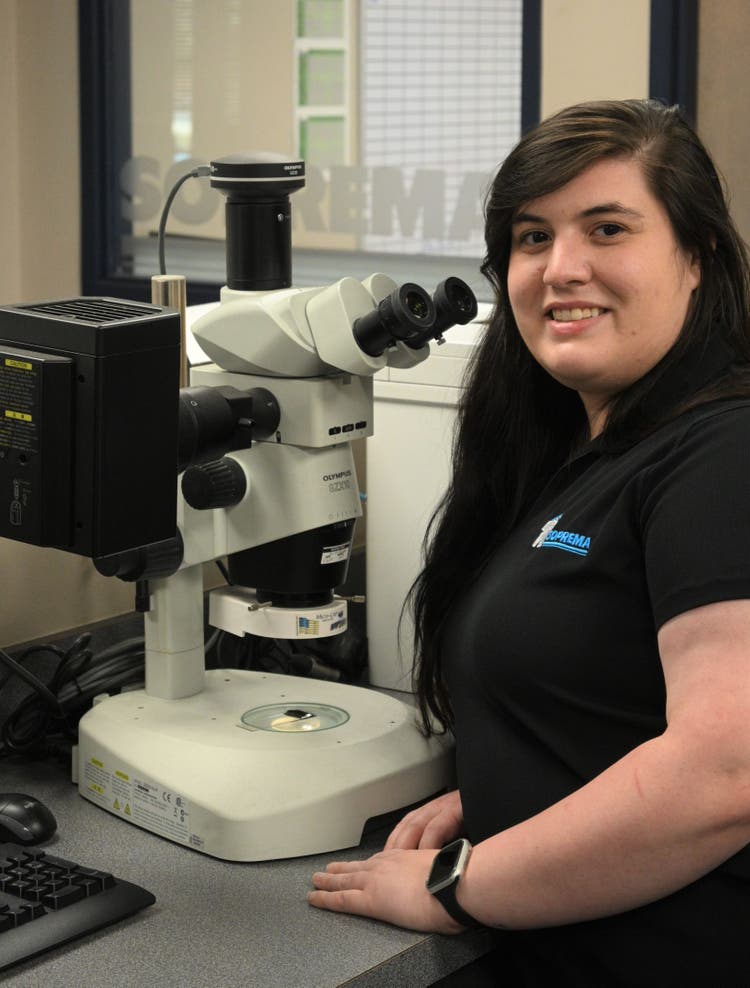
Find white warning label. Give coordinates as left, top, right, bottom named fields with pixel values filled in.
left=82, top=756, right=192, bottom=844
left=132, top=778, right=190, bottom=842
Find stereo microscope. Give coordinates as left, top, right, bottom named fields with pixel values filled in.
left=0, top=153, right=477, bottom=860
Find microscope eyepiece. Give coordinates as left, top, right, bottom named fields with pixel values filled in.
left=352, top=283, right=436, bottom=357
left=353, top=277, right=478, bottom=356
left=433, top=276, right=479, bottom=331
left=402, top=287, right=432, bottom=321
left=403, top=276, right=479, bottom=350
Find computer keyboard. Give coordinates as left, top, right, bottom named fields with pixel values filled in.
left=0, top=841, right=155, bottom=972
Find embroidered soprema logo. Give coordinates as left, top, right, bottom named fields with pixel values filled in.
left=532, top=513, right=591, bottom=556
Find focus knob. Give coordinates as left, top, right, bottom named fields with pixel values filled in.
left=93, top=532, right=184, bottom=581
left=181, top=457, right=247, bottom=510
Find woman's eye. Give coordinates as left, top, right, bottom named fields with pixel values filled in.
left=596, top=223, right=624, bottom=237
left=519, top=230, right=549, bottom=246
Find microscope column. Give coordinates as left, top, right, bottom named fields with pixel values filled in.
left=144, top=566, right=206, bottom=699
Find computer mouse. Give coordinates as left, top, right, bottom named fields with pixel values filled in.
left=0, top=792, right=58, bottom=845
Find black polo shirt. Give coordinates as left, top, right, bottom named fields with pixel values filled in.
left=442, top=373, right=750, bottom=982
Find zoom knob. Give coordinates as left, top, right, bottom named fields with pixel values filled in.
left=181, top=457, right=247, bottom=510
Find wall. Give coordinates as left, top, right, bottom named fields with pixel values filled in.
left=1, top=0, right=748, bottom=648
left=0, top=0, right=135, bottom=647
left=541, top=0, right=651, bottom=114
left=0, top=0, right=22, bottom=300
left=696, top=0, right=750, bottom=243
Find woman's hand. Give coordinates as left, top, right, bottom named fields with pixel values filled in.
left=385, top=789, right=465, bottom=850
left=308, top=848, right=467, bottom=934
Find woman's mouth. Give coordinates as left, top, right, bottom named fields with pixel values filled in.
left=547, top=306, right=607, bottom=322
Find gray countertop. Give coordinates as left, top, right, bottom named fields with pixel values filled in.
left=1, top=758, right=496, bottom=987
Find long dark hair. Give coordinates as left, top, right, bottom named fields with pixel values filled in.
left=411, top=99, right=750, bottom=735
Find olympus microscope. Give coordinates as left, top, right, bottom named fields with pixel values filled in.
left=0, top=154, right=477, bottom=861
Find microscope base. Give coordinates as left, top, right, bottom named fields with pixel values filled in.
left=76, top=669, right=454, bottom=861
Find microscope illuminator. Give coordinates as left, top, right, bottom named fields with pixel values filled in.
left=0, top=297, right=180, bottom=557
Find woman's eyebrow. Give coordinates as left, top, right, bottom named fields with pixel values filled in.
left=580, top=202, right=644, bottom=220
left=512, top=211, right=545, bottom=226
left=512, top=202, right=645, bottom=226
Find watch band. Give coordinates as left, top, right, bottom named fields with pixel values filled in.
left=433, top=881, right=480, bottom=929
left=426, top=838, right=480, bottom=929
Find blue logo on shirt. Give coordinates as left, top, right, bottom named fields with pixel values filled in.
left=532, top=513, right=591, bottom=557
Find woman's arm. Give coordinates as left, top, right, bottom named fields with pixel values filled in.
left=309, top=599, right=750, bottom=931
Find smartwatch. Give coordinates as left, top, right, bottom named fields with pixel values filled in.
left=425, top=837, right=479, bottom=928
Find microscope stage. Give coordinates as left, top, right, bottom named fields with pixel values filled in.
left=76, top=669, right=454, bottom=861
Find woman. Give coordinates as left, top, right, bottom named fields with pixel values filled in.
left=309, top=100, right=750, bottom=986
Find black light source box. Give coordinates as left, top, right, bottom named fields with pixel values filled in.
left=0, top=297, right=180, bottom=557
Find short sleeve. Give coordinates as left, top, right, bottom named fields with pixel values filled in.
left=641, top=404, right=750, bottom=628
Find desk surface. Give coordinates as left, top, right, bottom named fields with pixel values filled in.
left=1, top=758, right=494, bottom=987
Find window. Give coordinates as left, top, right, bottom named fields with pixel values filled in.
left=359, top=0, right=524, bottom=259
left=79, top=0, right=541, bottom=305
left=79, top=1, right=698, bottom=307
left=296, top=0, right=350, bottom=165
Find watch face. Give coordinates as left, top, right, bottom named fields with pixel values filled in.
left=431, top=846, right=459, bottom=885
left=427, top=839, right=470, bottom=894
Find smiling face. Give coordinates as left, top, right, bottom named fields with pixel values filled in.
left=506, top=156, right=702, bottom=436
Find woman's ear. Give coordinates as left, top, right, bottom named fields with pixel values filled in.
left=687, top=249, right=702, bottom=291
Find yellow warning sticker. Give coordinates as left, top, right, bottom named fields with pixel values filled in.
left=4, top=359, right=32, bottom=371
left=4, top=410, right=32, bottom=422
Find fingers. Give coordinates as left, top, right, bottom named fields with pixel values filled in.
left=418, top=815, right=463, bottom=850
left=385, top=819, right=423, bottom=850
left=308, top=886, right=367, bottom=915
left=385, top=791, right=464, bottom=851
left=321, top=858, right=372, bottom=874
left=308, top=867, right=370, bottom=916
left=311, top=868, right=365, bottom=891
left=385, top=804, right=442, bottom=849
left=387, top=812, right=462, bottom=851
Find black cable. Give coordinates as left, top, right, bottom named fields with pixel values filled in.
left=157, top=164, right=211, bottom=276
left=0, top=647, right=64, bottom=709
left=0, top=621, right=228, bottom=758
left=0, top=634, right=145, bottom=757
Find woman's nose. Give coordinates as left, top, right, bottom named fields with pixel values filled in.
left=541, top=235, right=592, bottom=286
